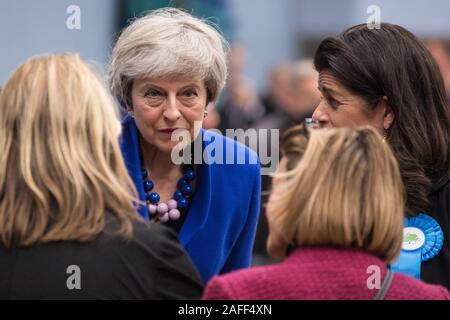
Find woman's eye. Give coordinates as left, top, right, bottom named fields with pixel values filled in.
left=327, top=97, right=341, bottom=109
left=182, top=89, right=198, bottom=98
left=144, top=89, right=163, bottom=98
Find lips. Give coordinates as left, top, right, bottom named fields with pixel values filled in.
left=158, top=128, right=178, bottom=133
left=157, top=128, right=189, bottom=134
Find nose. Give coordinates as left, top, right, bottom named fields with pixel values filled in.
left=163, top=95, right=181, bottom=121
left=312, top=100, right=330, bottom=125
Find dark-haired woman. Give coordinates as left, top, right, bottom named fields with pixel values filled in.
left=312, top=23, right=450, bottom=289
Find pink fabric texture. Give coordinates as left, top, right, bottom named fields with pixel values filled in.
left=203, top=247, right=450, bottom=300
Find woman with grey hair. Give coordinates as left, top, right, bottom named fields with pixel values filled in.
left=109, top=8, right=261, bottom=283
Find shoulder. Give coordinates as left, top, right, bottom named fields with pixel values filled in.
left=203, top=264, right=278, bottom=300
left=100, top=217, right=187, bottom=263
left=127, top=220, right=185, bottom=257
left=202, top=129, right=260, bottom=174
left=389, top=272, right=450, bottom=300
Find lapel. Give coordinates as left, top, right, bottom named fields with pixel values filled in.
left=120, top=115, right=148, bottom=220
left=179, top=129, right=212, bottom=247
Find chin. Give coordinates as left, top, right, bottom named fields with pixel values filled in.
left=157, top=143, right=178, bottom=154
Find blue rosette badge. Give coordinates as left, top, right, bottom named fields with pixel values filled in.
left=390, top=213, right=444, bottom=279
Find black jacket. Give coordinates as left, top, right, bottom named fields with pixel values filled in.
left=0, top=216, right=203, bottom=299
left=422, top=169, right=450, bottom=290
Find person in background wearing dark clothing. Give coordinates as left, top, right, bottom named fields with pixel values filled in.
left=258, top=60, right=320, bottom=132
left=0, top=54, right=203, bottom=299
left=218, top=44, right=266, bottom=132
left=425, top=39, right=450, bottom=103
left=312, top=23, right=450, bottom=289
left=252, top=60, right=321, bottom=265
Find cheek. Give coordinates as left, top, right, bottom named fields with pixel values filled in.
left=181, top=106, right=205, bottom=129
left=136, top=108, right=161, bottom=125
left=330, top=105, right=368, bottom=127
left=133, top=107, right=163, bottom=139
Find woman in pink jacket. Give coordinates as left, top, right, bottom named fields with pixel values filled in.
left=203, top=126, right=450, bottom=300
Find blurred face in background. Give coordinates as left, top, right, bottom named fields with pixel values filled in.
left=290, top=74, right=321, bottom=116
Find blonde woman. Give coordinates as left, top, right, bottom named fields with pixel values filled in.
left=110, top=8, right=260, bottom=283
left=0, top=54, right=203, bottom=299
left=203, top=127, right=450, bottom=300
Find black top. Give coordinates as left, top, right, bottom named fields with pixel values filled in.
left=0, top=215, right=203, bottom=299
left=422, top=169, right=450, bottom=290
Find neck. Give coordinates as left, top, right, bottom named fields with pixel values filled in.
left=140, top=138, right=182, bottom=181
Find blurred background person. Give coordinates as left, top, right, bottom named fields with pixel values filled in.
left=312, top=23, right=450, bottom=288
left=218, top=44, right=266, bottom=131
left=424, top=39, right=450, bottom=101
left=256, top=59, right=321, bottom=132
left=251, top=59, right=321, bottom=266
left=0, top=54, right=203, bottom=299
left=203, top=126, right=450, bottom=300
left=109, top=8, right=261, bottom=284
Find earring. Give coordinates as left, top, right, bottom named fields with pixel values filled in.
left=203, top=110, right=209, bottom=118
left=128, top=110, right=134, bottom=118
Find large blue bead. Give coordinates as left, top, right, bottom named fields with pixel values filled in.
left=173, top=191, right=183, bottom=201
left=178, top=197, right=189, bottom=209
left=184, top=169, right=196, bottom=181
left=141, top=169, right=148, bottom=179
left=178, top=179, right=189, bottom=188
left=181, top=184, right=193, bottom=197
left=147, top=192, right=160, bottom=204
left=143, top=180, right=154, bottom=192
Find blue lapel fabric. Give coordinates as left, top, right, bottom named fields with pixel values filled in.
left=120, top=115, right=149, bottom=220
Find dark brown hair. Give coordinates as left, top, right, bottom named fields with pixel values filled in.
left=314, top=23, right=450, bottom=215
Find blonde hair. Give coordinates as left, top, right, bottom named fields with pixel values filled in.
left=0, top=54, right=140, bottom=248
left=268, top=127, right=405, bottom=263
left=109, top=7, right=229, bottom=110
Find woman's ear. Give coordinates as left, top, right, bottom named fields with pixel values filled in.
left=381, top=96, right=395, bottom=130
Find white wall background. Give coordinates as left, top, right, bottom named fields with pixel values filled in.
left=231, top=0, right=450, bottom=89
left=2, top=0, right=450, bottom=89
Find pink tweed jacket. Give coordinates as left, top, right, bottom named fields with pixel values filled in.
left=203, top=247, right=450, bottom=300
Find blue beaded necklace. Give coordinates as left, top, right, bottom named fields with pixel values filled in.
left=141, top=166, right=196, bottom=223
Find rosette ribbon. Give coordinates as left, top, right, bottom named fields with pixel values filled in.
left=390, top=213, right=443, bottom=279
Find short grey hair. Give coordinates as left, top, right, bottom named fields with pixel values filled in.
left=109, top=8, right=229, bottom=111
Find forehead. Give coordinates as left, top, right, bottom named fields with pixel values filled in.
left=134, top=78, right=205, bottom=90
left=318, top=70, right=347, bottom=94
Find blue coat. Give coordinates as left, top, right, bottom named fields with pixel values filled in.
left=120, top=115, right=261, bottom=283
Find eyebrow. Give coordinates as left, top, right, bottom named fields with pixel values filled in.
left=318, top=85, right=338, bottom=96
left=141, top=83, right=200, bottom=92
